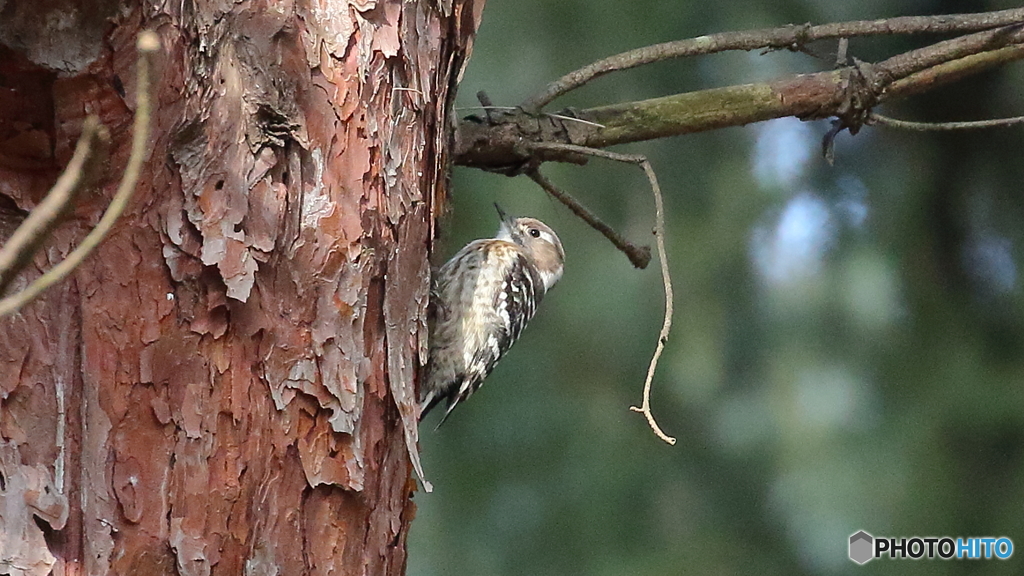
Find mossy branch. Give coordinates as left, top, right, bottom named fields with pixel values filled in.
left=455, top=16, right=1024, bottom=170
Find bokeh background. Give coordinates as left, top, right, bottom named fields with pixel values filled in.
left=408, top=0, right=1024, bottom=574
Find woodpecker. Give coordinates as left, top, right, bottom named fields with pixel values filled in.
left=420, top=204, right=565, bottom=427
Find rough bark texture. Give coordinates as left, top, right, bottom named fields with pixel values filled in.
left=0, top=0, right=482, bottom=574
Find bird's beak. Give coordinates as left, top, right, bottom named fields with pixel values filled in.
left=494, top=203, right=514, bottom=227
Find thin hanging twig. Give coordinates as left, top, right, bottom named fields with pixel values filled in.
left=868, top=112, right=1024, bottom=130
left=631, top=160, right=675, bottom=445
left=523, top=141, right=676, bottom=445
left=0, top=31, right=160, bottom=317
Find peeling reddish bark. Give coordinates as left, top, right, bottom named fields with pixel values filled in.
left=0, top=0, right=483, bottom=574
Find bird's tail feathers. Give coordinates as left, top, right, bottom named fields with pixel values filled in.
left=433, top=398, right=463, bottom=430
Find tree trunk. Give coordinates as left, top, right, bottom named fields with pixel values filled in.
left=0, top=0, right=482, bottom=574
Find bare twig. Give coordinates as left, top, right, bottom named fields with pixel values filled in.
left=0, top=117, right=111, bottom=295
left=455, top=105, right=518, bottom=110
left=523, top=141, right=675, bottom=444
left=544, top=113, right=605, bottom=129
left=871, top=24, right=1024, bottom=92
left=521, top=8, right=1024, bottom=111
left=0, top=31, right=159, bottom=317
left=631, top=160, right=675, bottom=446
left=524, top=141, right=645, bottom=165
left=526, top=168, right=651, bottom=268
left=868, top=112, right=1024, bottom=130
left=835, top=37, right=849, bottom=67
left=883, top=43, right=1024, bottom=101
left=456, top=107, right=606, bottom=128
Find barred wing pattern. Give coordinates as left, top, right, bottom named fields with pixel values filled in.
left=421, top=240, right=545, bottom=426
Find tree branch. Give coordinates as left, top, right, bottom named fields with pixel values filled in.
left=631, top=159, right=675, bottom=446
left=521, top=8, right=1024, bottom=112
left=0, top=31, right=159, bottom=317
left=868, top=112, right=1024, bottom=131
left=883, top=42, right=1024, bottom=100
left=455, top=24, right=1024, bottom=170
left=523, top=143, right=676, bottom=444
left=526, top=165, right=651, bottom=269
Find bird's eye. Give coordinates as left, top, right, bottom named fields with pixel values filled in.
left=529, top=228, right=541, bottom=238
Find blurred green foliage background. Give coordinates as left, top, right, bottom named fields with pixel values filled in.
left=408, top=0, right=1024, bottom=574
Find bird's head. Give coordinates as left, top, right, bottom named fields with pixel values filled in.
left=494, top=204, right=565, bottom=292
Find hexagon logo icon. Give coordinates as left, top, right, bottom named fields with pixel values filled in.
left=849, top=531, right=873, bottom=564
